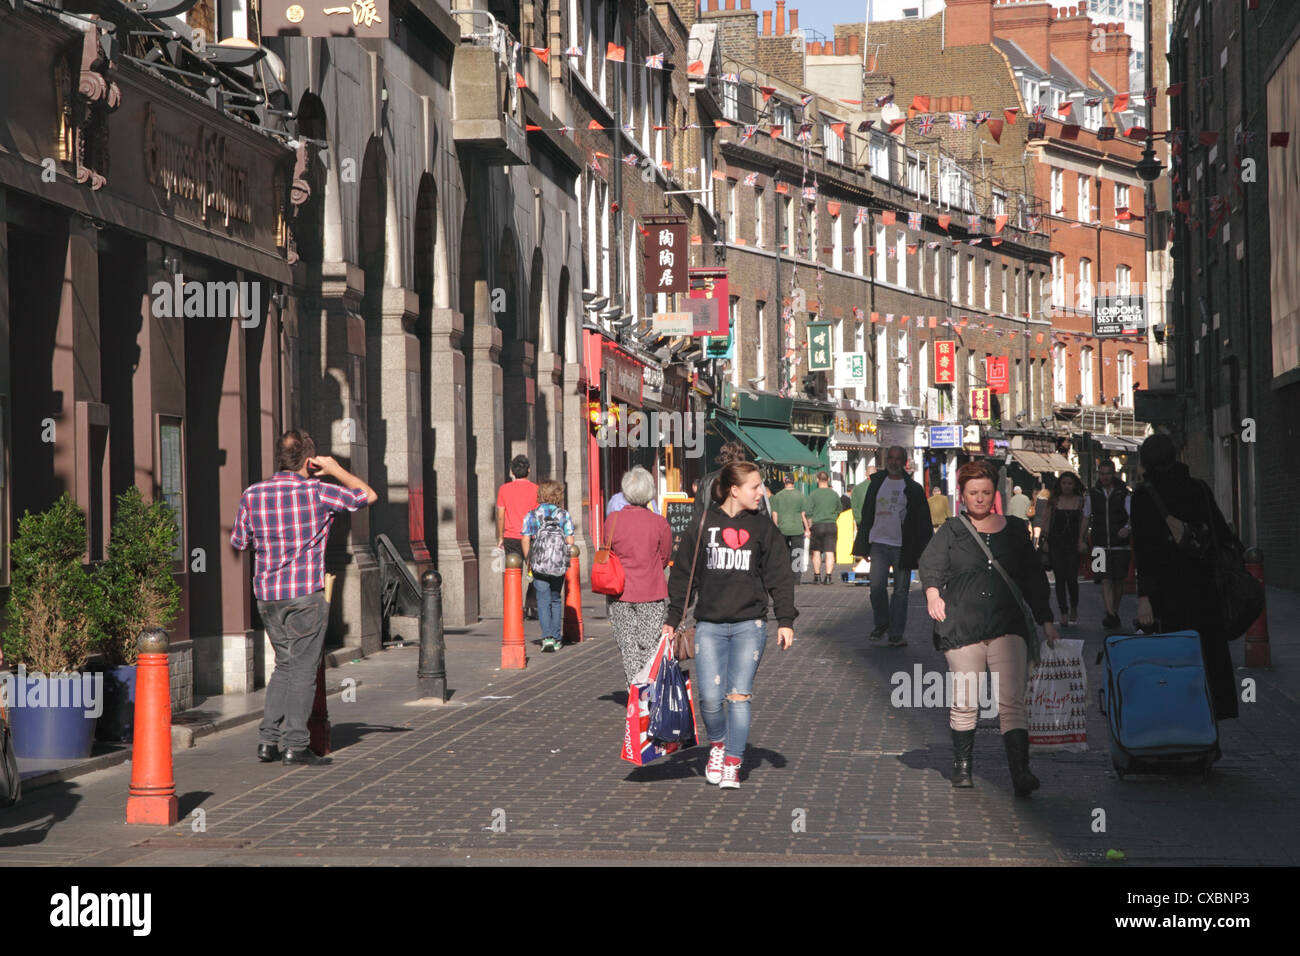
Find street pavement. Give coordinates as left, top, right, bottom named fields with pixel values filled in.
left=2, top=571, right=1298, bottom=866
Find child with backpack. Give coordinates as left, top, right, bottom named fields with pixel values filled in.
left=521, top=481, right=576, bottom=652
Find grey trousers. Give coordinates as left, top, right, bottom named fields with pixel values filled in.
left=257, top=591, right=328, bottom=751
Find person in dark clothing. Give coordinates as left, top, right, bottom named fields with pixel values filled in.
left=665, top=461, right=796, bottom=791
left=851, top=446, right=933, bottom=646
left=919, top=460, right=1060, bottom=796
left=1131, top=433, right=1239, bottom=721
left=1084, top=460, right=1132, bottom=629
left=1040, top=472, right=1087, bottom=625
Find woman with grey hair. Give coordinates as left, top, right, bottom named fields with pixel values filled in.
left=606, top=466, right=674, bottom=685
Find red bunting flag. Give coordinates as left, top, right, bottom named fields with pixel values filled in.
left=994, top=214, right=1007, bottom=234
left=909, top=94, right=931, bottom=118
left=887, top=118, right=907, bottom=134
left=881, top=210, right=896, bottom=225
left=526, top=124, right=542, bottom=132
left=687, top=60, right=705, bottom=75
left=1270, top=131, right=1291, bottom=147
left=775, top=182, right=789, bottom=194
left=1058, top=100, right=1073, bottom=118
left=1125, top=126, right=1150, bottom=139
left=606, top=43, right=625, bottom=62
left=1004, top=107, right=1019, bottom=125
left=986, top=118, right=1004, bottom=144
left=871, top=312, right=880, bottom=324
left=1167, top=82, right=1185, bottom=96
left=714, top=120, right=732, bottom=128
left=938, top=214, right=951, bottom=231
left=759, top=86, right=777, bottom=102
left=1199, top=131, right=1219, bottom=146
left=516, top=73, right=527, bottom=88
left=840, top=98, right=862, bottom=105
left=588, top=120, right=603, bottom=130
left=1036, top=333, right=1044, bottom=344
left=831, top=122, right=847, bottom=140
left=1113, top=93, right=1130, bottom=112
left=827, top=201, right=842, bottom=217
left=928, top=317, right=937, bottom=328
left=530, top=46, right=550, bottom=63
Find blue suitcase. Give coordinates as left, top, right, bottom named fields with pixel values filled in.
left=1099, top=630, right=1219, bottom=779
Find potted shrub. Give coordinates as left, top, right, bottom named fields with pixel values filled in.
left=2, top=495, right=102, bottom=761
left=91, top=487, right=181, bottom=741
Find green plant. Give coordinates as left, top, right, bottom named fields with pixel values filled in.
left=2, top=494, right=99, bottom=673
left=93, top=487, right=181, bottom=666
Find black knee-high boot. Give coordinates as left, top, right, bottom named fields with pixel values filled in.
left=1003, top=728, right=1040, bottom=798
left=951, top=729, right=975, bottom=788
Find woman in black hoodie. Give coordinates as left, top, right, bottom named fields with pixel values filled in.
left=665, top=462, right=796, bottom=791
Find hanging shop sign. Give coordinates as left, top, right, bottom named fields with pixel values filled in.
left=807, top=321, right=833, bottom=372
left=986, top=438, right=1010, bottom=456
left=1093, top=295, right=1147, bottom=337
left=652, top=312, right=694, bottom=335
left=263, top=0, right=390, bottom=38
left=642, top=364, right=665, bottom=404
left=645, top=219, right=688, bottom=294
left=986, top=355, right=1009, bottom=394
left=928, top=424, right=962, bottom=449
left=602, top=344, right=644, bottom=405
left=686, top=269, right=729, bottom=337
left=834, top=351, right=868, bottom=389
left=934, top=340, right=956, bottom=384
left=969, top=387, right=991, bottom=421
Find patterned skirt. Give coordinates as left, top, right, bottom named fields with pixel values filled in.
left=610, top=599, right=667, bottom=686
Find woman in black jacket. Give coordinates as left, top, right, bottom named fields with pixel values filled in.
left=1131, top=433, right=1238, bottom=720
left=918, top=460, right=1060, bottom=796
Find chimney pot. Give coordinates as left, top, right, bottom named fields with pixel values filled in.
left=789, top=9, right=799, bottom=32
left=776, top=0, right=786, bottom=36
left=834, top=37, right=845, bottom=55
left=707, top=0, right=718, bottom=10
left=742, top=0, right=751, bottom=8
left=725, top=0, right=735, bottom=9
left=849, top=34, right=860, bottom=54
left=762, top=9, right=771, bottom=34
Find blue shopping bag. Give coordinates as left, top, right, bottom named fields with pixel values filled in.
left=647, top=655, right=695, bottom=744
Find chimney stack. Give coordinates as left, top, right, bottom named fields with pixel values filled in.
left=776, top=0, right=786, bottom=36
left=849, top=34, right=859, bottom=55
left=944, top=0, right=994, bottom=48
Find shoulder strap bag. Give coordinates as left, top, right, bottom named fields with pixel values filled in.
left=590, top=509, right=625, bottom=596
left=1196, top=482, right=1263, bottom=640
left=672, top=510, right=709, bottom=661
left=958, top=515, right=1043, bottom=662
left=0, top=697, right=20, bottom=808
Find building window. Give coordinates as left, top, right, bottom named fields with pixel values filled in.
left=870, top=132, right=891, bottom=182
left=1116, top=263, right=1131, bottom=297
left=782, top=196, right=793, bottom=249
left=727, top=180, right=737, bottom=243
left=934, top=250, right=943, bottom=299
left=1051, top=255, right=1065, bottom=308
left=992, top=190, right=1007, bottom=217
left=754, top=187, right=765, bottom=245
left=1001, top=264, right=1009, bottom=314
left=875, top=326, right=888, bottom=404
left=966, top=253, right=975, bottom=306
left=1051, top=169, right=1064, bottom=216
left=876, top=223, right=887, bottom=280
left=756, top=301, right=766, bottom=385
left=1080, top=346, right=1095, bottom=404
left=730, top=296, right=742, bottom=391
left=808, top=203, right=818, bottom=260
left=1118, top=350, right=1133, bottom=407
left=1115, top=183, right=1131, bottom=231
left=1013, top=267, right=1021, bottom=316
left=896, top=230, right=907, bottom=287
left=722, top=75, right=739, bottom=121
left=906, top=151, right=930, bottom=200
left=897, top=330, right=910, bottom=405
left=701, top=129, right=715, bottom=211
left=949, top=250, right=959, bottom=304
left=918, top=339, right=929, bottom=415
left=832, top=211, right=843, bottom=270
left=983, top=260, right=991, bottom=311
left=917, top=247, right=926, bottom=295
left=774, top=103, right=794, bottom=138
left=1053, top=344, right=1067, bottom=403
left=1077, top=175, right=1091, bottom=223
left=824, top=121, right=844, bottom=163
left=854, top=320, right=866, bottom=401
left=853, top=220, right=864, bottom=275
left=1078, top=257, right=1093, bottom=310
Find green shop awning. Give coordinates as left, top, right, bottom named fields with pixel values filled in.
left=718, top=419, right=822, bottom=468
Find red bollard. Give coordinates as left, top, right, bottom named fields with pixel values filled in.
left=502, top=551, right=526, bottom=669
left=126, top=628, right=179, bottom=826
left=563, top=544, right=585, bottom=643
left=308, top=660, right=331, bottom=756
left=1244, top=548, right=1271, bottom=667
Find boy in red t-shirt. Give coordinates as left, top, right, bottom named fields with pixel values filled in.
left=497, top=455, right=540, bottom=615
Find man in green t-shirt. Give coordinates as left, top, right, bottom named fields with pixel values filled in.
left=770, top=478, right=811, bottom=584
left=807, top=471, right=843, bottom=584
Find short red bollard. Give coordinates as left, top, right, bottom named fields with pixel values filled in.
left=126, top=628, right=179, bottom=826
left=563, top=545, right=585, bottom=643
left=502, top=551, right=526, bottom=669
left=1244, top=548, right=1271, bottom=667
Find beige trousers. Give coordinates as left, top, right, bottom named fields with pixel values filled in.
left=943, top=634, right=1028, bottom=733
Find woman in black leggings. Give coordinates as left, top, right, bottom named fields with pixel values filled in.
left=1042, top=472, right=1086, bottom=625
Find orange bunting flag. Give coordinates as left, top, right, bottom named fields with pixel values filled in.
left=1035, top=333, right=1044, bottom=343
left=871, top=312, right=880, bottom=323
left=760, top=86, right=777, bottom=102
left=714, top=119, right=733, bottom=128
left=1112, top=93, right=1130, bottom=113
left=711, top=169, right=728, bottom=180
left=1057, top=100, right=1073, bottom=118
left=938, top=214, right=950, bottom=231
left=1003, top=107, right=1019, bottom=125
left=928, top=316, right=937, bottom=328
left=887, top=118, right=907, bottom=134
left=831, top=122, right=847, bottom=140
left=827, top=201, right=842, bottom=217
left=840, top=98, right=862, bottom=106
left=881, top=210, right=896, bottom=225
left=526, top=124, right=542, bottom=132
left=775, top=182, right=789, bottom=194
left=908, top=244, right=918, bottom=255
left=994, top=214, right=1007, bottom=234
left=690, top=236, right=703, bottom=245
left=516, top=73, right=527, bottom=89
left=992, top=238, right=1003, bottom=246
left=688, top=60, right=705, bottom=75
left=986, top=118, right=1004, bottom=144
left=606, top=43, right=626, bottom=62
left=588, top=120, right=603, bottom=130
left=530, top=46, right=550, bottom=64
left=908, top=95, right=930, bottom=119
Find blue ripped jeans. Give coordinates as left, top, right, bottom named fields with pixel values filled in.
left=694, top=619, right=768, bottom=760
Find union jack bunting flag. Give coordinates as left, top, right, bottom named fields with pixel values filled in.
left=974, top=110, right=991, bottom=126
left=741, top=125, right=758, bottom=143
left=1032, top=105, right=1047, bottom=121
left=949, top=112, right=967, bottom=130
left=588, top=155, right=602, bottom=175
left=623, top=153, right=639, bottom=167
left=564, top=45, right=584, bottom=57
left=967, top=238, right=982, bottom=245
left=886, top=246, right=897, bottom=259
left=927, top=241, right=942, bottom=250
left=724, top=73, right=740, bottom=83
left=1097, top=126, right=1116, bottom=140
left=797, top=123, right=813, bottom=143
left=854, top=207, right=869, bottom=225
left=801, top=93, right=814, bottom=107
left=918, top=114, right=935, bottom=134
left=907, top=212, right=922, bottom=231
left=743, top=172, right=759, bottom=186
left=969, top=215, right=982, bottom=234
left=803, top=185, right=818, bottom=201
left=1085, top=97, right=1103, bottom=107
left=1025, top=215, right=1040, bottom=231
left=645, top=53, right=664, bottom=69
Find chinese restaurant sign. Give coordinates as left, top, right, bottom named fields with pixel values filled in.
left=645, top=220, right=687, bottom=294
left=934, top=340, right=956, bottom=384
left=969, top=387, right=991, bottom=421
left=687, top=269, right=729, bottom=337
left=263, top=0, right=389, bottom=38
left=986, top=356, right=1009, bottom=394
left=807, top=322, right=833, bottom=372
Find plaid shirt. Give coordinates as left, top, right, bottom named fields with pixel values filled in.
left=231, top=471, right=370, bottom=601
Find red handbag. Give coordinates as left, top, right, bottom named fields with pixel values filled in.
left=590, top=510, right=625, bottom=596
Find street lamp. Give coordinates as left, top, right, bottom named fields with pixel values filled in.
left=1136, top=136, right=1164, bottom=183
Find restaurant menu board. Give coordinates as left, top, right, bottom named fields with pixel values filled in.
left=662, top=497, right=696, bottom=561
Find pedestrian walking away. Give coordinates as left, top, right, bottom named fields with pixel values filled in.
left=918, top=460, right=1059, bottom=796
left=498, top=455, right=540, bottom=618
left=928, top=485, right=952, bottom=531
left=665, top=462, right=796, bottom=790
left=1084, top=461, right=1132, bottom=629
left=606, top=467, right=674, bottom=683
left=1041, top=472, right=1087, bottom=625
left=1131, top=433, right=1240, bottom=722
left=806, top=472, right=842, bottom=585
left=1029, top=486, right=1052, bottom=549
left=1007, top=485, right=1031, bottom=521
left=521, top=481, right=577, bottom=653
left=770, top=477, right=811, bottom=585
left=230, top=429, right=377, bottom=767
left=851, top=446, right=933, bottom=645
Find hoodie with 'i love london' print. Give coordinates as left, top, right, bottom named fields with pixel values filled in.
left=665, top=505, right=798, bottom=630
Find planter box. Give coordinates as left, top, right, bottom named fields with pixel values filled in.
left=6, top=673, right=100, bottom=761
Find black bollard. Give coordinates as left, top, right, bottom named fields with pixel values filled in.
left=417, top=569, right=448, bottom=702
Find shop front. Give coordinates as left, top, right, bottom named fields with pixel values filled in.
left=829, top=407, right=880, bottom=495
left=790, top=399, right=835, bottom=491
left=1005, top=432, right=1074, bottom=490
left=708, top=392, right=821, bottom=491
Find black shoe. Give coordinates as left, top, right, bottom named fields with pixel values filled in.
left=1003, top=729, right=1040, bottom=798
left=888, top=634, right=907, bottom=648
left=951, top=729, right=975, bottom=788
left=1102, top=612, right=1121, bottom=629
left=257, top=743, right=280, bottom=763
left=869, top=625, right=888, bottom=642
left=282, top=748, right=333, bottom=766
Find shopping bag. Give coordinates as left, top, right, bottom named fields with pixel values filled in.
left=622, top=637, right=698, bottom=765
left=1025, top=638, right=1088, bottom=753
left=648, top=655, right=695, bottom=744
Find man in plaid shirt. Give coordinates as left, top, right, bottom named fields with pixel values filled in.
left=231, top=429, right=377, bottom=766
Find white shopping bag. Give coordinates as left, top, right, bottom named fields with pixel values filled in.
left=1025, top=638, right=1089, bottom=753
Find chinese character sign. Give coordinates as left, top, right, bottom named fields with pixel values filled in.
left=807, top=322, right=833, bottom=372
left=835, top=351, right=867, bottom=388
left=934, top=340, right=956, bottom=384
left=264, top=0, right=390, bottom=36
left=645, top=220, right=687, bottom=293
left=986, top=356, right=1009, bottom=394
left=969, top=387, right=991, bottom=421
